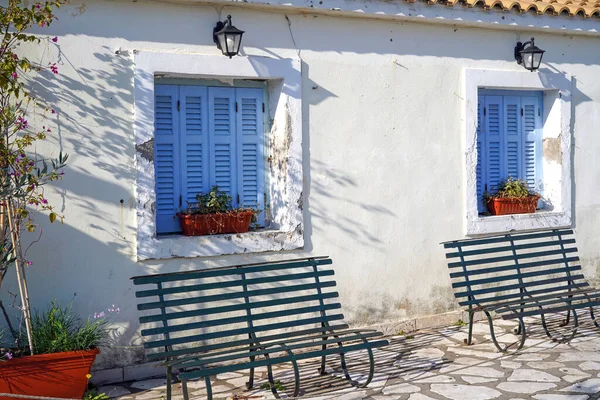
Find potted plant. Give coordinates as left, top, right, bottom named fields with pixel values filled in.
left=177, top=186, right=260, bottom=236
left=0, top=302, right=112, bottom=399
left=483, top=177, right=541, bottom=216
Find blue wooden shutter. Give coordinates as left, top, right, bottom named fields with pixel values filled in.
left=484, top=96, right=503, bottom=193
left=154, top=85, right=181, bottom=234
left=522, top=95, right=542, bottom=194
left=476, top=97, right=486, bottom=213
left=179, top=86, right=209, bottom=209
left=504, top=96, right=522, bottom=180
left=236, top=88, right=265, bottom=226
left=208, top=87, right=237, bottom=200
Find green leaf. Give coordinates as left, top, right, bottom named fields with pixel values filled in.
left=49, top=212, right=57, bottom=223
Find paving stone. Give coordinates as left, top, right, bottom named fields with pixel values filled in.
left=514, top=353, right=550, bottom=361
left=449, top=366, right=504, bottom=378
left=578, top=361, right=600, bottom=371
left=527, top=362, right=565, bottom=370
left=560, top=379, right=600, bottom=393
left=129, top=378, right=167, bottom=390
left=496, top=382, right=558, bottom=394
left=413, top=374, right=456, bottom=383
left=408, top=395, right=438, bottom=400
left=501, top=361, right=523, bottom=369
left=382, top=382, right=421, bottom=394
left=507, top=369, right=561, bottom=382
left=430, top=383, right=502, bottom=400
left=462, top=376, right=498, bottom=384
left=532, top=395, right=589, bottom=400
left=97, top=386, right=131, bottom=398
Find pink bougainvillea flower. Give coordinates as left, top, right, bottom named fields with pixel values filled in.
left=51, top=109, right=56, bottom=114
left=52, top=36, right=58, bottom=43
left=50, top=64, right=58, bottom=74
left=26, top=260, right=32, bottom=266
left=12, top=54, right=18, bottom=60
left=42, top=199, right=48, bottom=204
left=11, top=72, right=17, bottom=79
left=5, top=352, right=12, bottom=360
left=35, top=3, right=41, bottom=8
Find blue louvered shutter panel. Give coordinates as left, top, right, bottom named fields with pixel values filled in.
left=484, top=96, right=503, bottom=193
left=236, top=88, right=265, bottom=226
left=154, top=85, right=181, bottom=234
left=504, top=96, right=521, bottom=181
left=208, top=87, right=237, bottom=199
left=476, top=97, right=486, bottom=213
left=522, top=95, right=542, bottom=194
left=179, top=86, right=209, bottom=209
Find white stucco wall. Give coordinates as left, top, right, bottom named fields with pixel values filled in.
left=2, top=0, right=600, bottom=371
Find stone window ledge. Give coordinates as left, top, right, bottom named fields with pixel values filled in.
left=138, top=229, right=304, bottom=261
left=466, top=210, right=571, bottom=236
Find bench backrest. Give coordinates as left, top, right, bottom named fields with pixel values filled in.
left=443, top=229, right=585, bottom=309
left=132, top=257, right=344, bottom=361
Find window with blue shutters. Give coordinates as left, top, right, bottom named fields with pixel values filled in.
left=476, top=90, right=543, bottom=213
left=154, top=84, right=266, bottom=234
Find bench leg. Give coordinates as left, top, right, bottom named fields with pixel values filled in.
left=181, top=379, right=189, bottom=400
left=246, top=355, right=256, bottom=389
left=334, top=337, right=375, bottom=388
left=590, top=306, right=600, bottom=329
left=485, top=311, right=526, bottom=353
left=541, top=309, right=578, bottom=343
left=166, top=366, right=172, bottom=400
left=262, top=350, right=300, bottom=399
left=466, top=311, right=474, bottom=346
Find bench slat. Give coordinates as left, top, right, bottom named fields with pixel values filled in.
left=443, top=229, right=573, bottom=249
left=172, top=331, right=384, bottom=368
left=137, top=281, right=336, bottom=311
left=494, top=291, right=600, bottom=314
left=141, top=303, right=342, bottom=336
left=451, top=265, right=581, bottom=289
left=178, top=340, right=390, bottom=381
left=454, top=274, right=585, bottom=298
left=144, top=314, right=346, bottom=349
left=449, top=257, right=580, bottom=278
left=132, top=258, right=332, bottom=285
left=458, top=282, right=590, bottom=307
left=135, top=269, right=335, bottom=298
left=146, top=323, right=351, bottom=361
left=447, top=247, right=578, bottom=268
left=502, top=299, right=600, bottom=319
left=140, top=292, right=339, bottom=323
left=446, top=238, right=576, bottom=259
left=476, top=287, right=598, bottom=311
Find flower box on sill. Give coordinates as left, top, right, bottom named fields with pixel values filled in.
left=486, top=195, right=541, bottom=216
left=177, top=211, right=254, bottom=236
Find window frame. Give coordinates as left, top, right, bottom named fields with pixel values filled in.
left=153, top=80, right=270, bottom=234
left=134, top=51, right=303, bottom=261
left=464, top=69, right=573, bottom=236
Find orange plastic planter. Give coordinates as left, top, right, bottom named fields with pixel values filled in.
left=177, top=211, right=254, bottom=236
left=486, top=196, right=540, bottom=216
left=0, top=348, right=99, bottom=400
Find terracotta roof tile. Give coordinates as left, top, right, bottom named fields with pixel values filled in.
left=438, top=0, right=600, bottom=18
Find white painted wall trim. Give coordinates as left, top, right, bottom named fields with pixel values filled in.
left=176, top=0, right=600, bottom=37
left=134, top=51, right=304, bottom=260
left=463, top=68, right=572, bottom=236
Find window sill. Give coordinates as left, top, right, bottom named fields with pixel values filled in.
left=138, top=228, right=304, bottom=261
left=466, top=210, right=571, bottom=236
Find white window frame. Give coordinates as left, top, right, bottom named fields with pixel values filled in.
left=464, top=69, right=572, bottom=236
left=134, top=51, right=303, bottom=261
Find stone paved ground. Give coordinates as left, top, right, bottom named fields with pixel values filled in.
left=99, top=313, right=600, bottom=399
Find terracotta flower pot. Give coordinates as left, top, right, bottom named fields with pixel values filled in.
left=177, top=211, right=254, bottom=236
left=0, top=348, right=99, bottom=400
left=486, top=195, right=541, bottom=216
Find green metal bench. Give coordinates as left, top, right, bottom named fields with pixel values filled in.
left=132, top=256, right=389, bottom=400
left=443, top=229, right=600, bottom=353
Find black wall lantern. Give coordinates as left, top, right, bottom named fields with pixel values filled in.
left=213, top=15, right=244, bottom=58
left=514, top=37, right=545, bottom=72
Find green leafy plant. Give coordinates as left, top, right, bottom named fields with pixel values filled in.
left=83, top=390, right=109, bottom=400
left=455, top=319, right=467, bottom=327
left=28, top=301, right=108, bottom=354
left=260, top=380, right=286, bottom=391
left=182, top=186, right=261, bottom=223
left=483, top=177, right=539, bottom=203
